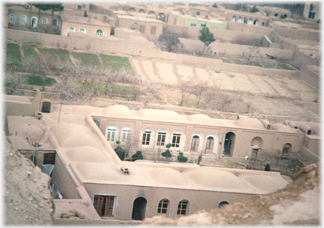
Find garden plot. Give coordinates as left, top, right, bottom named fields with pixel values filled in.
left=194, top=68, right=212, bottom=82
left=155, top=62, right=178, bottom=85
left=263, top=77, right=293, bottom=98
left=227, top=73, right=261, bottom=93
left=131, top=58, right=148, bottom=82
left=141, top=59, right=159, bottom=82
left=207, top=70, right=238, bottom=91
left=176, top=65, right=194, bottom=79
left=246, top=74, right=278, bottom=95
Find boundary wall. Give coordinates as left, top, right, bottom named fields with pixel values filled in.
left=273, top=24, right=320, bottom=41
left=6, top=29, right=300, bottom=76
left=209, top=42, right=294, bottom=60
left=290, top=51, right=319, bottom=69
left=299, top=66, right=320, bottom=91
left=226, top=21, right=273, bottom=35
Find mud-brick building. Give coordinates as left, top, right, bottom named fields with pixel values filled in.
left=60, top=14, right=111, bottom=37
left=92, top=105, right=306, bottom=158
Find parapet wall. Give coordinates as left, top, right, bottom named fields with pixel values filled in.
left=273, top=24, right=320, bottom=41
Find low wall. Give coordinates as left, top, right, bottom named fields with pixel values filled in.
left=290, top=51, right=318, bottom=69
left=226, top=21, right=273, bottom=36
left=301, top=146, right=320, bottom=164
left=210, top=27, right=265, bottom=42
left=209, top=42, right=294, bottom=60
left=273, top=24, right=320, bottom=41
left=299, top=66, right=320, bottom=91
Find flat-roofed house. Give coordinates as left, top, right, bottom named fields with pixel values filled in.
left=60, top=14, right=111, bottom=37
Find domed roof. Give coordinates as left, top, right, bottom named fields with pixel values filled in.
left=64, top=146, right=109, bottom=163
left=234, top=116, right=265, bottom=130
left=101, top=105, right=136, bottom=118
left=187, top=114, right=214, bottom=125
left=72, top=106, right=100, bottom=115
left=271, top=123, right=298, bottom=132
left=136, top=109, right=185, bottom=122
left=50, top=124, right=100, bottom=148
left=147, top=168, right=190, bottom=187
left=186, top=169, right=250, bottom=191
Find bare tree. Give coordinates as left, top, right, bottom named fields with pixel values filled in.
left=177, top=76, right=194, bottom=106
left=5, top=55, right=17, bottom=77
left=202, top=83, right=220, bottom=109
left=158, top=30, right=180, bottom=52
left=5, top=72, right=27, bottom=94
left=191, top=79, right=208, bottom=108
left=219, top=93, right=234, bottom=111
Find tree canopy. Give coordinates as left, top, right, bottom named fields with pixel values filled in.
left=250, top=6, right=260, bottom=13
left=158, top=31, right=180, bottom=52
left=199, top=27, right=215, bottom=47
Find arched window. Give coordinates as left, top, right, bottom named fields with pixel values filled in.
left=69, top=27, right=75, bottom=32
left=243, top=17, right=248, bottom=24
left=142, top=130, right=151, bottom=147
left=248, top=18, right=253, bottom=25
left=94, top=120, right=100, bottom=128
left=237, top=17, right=242, bottom=23
left=251, top=137, right=263, bottom=147
left=218, top=201, right=229, bottom=208
left=253, top=19, right=259, bottom=25
left=191, top=135, right=200, bottom=152
left=42, top=17, right=48, bottom=24
left=121, top=127, right=132, bottom=143
left=274, top=13, right=278, bottom=17
left=131, top=23, right=137, bottom=29
left=9, top=13, right=17, bottom=23
left=80, top=28, right=86, bottom=33
left=231, top=16, right=237, bottom=22
left=139, top=9, right=145, bottom=13
left=261, top=22, right=265, bottom=26
left=157, top=199, right=169, bottom=217
left=129, top=7, right=136, bottom=12
left=158, top=13, right=165, bottom=22
left=53, top=18, right=58, bottom=26
left=177, top=200, right=189, bottom=218
left=106, top=126, right=117, bottom=143
left=31, top=16, right=38, bottom=27
left=20, top=14, right=27, bottom=25
left=96, top=29, right=103, bottom=36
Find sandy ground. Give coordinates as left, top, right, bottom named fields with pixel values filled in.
left=141, top=163, right=320, bottom=226
left=4, top=136, right=54, bottom=225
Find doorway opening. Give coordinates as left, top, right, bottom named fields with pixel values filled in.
left=224, top=132, right=235, bottom=157
left=132, top=197, right=147, bottom=220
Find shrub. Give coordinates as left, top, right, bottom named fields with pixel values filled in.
left=279, top=15, right=285, bottom=19
left=161, top=149, right=172, bottom=161
left=212, top=3, right=218, bottom=8
left=177, top=152, right=188, bottom=163
left=114, top=144, right=126, bottom=160
left=132, top=150, right=144, bottom=161
left=165, top=143, right=172, bottom=149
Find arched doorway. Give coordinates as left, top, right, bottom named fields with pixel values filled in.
left=218, top=201, right=229, bottom=208
left=41, top=101, right=51, bottom=113
left=31, top=16, right=37, bottom=27
left=158, top=13, right=165, bottom=22
left=237, top=17, right=242, bottom=23
left=132, top=197, right=147, bottom=220
left=282, top=143, right=291, bottom=155
left=224, top=132, right=235, bottom=157
left=251, top=137, right=263, bottom=147
left=191, top=135, right=199, bottom=152
left=253, top=19, right=259, bottom=25
left=231, top=16, right=237, bottom=22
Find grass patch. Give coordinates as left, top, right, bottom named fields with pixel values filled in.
left=39, top=48, right=72, bottom=63
left=100, top=55, right=133, bottom=72
left=71, top=52, right=100, bottom=67
left=22, top=45, right=37, bottom=58
left=24, top=75, right=57, bottom=86
left=6, top=43, right=21, bottom=64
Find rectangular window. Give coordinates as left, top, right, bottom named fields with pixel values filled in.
left=157, top=133, right=166, bottom=146
left=142, top=131, right=151, bottom=146
left=122, top=130, right=131, bottom=143
left=172, top=134, right=181, bottom=148
left=150, top=26, right=157, bottom=35
left=94, top=195, right=115, bottom=217
left=107, top=129, right=116, bottom=142
left=201, top=24, right=206, bottom=27
left=190, top=23, right=196, bottom=27
left=78, top=5, right=81, bottom=10
left=83, top=4, right=86, bottom=9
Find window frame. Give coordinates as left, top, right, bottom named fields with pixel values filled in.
left=20, top=14, right=27, bottom=25
left=177, top=200, right=189, bottom=218
left=69, top=26, right=75, bottom=32
left=96, top=29, right=103, bottom=36
left=9, top=13, right=17, bottom=23
left=79, top=28, right=86, bottom=33
left=42, top=17, right=48, bottom=24
left=171, top=133, right=181, bottom=149
left=157, top=199, right=169, bottom=217
left=142, top=131, right=151, bottom=147
left=156, top=132, right=166, bottom=147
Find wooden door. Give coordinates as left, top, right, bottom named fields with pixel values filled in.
left=104, top=196, right=114, bottom=217
left=191, top=136, right=199, bottom=152
left=205, top=137, right=214, bottom=153
left=94, top=196, right=104, bottom=216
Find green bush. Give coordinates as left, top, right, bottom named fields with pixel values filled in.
left=177, top=152, right=188, bottom=163
left=114, top=145, right=126, bottom=160
left=279, top=15, right=285, bottom=19
left=161, top=149, right=172, bottom=159
left=165, top=143, right=172, bottom=149
left=212, top=3, right=218, bottom=8
left=132, top=150, right=144, bottom=161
